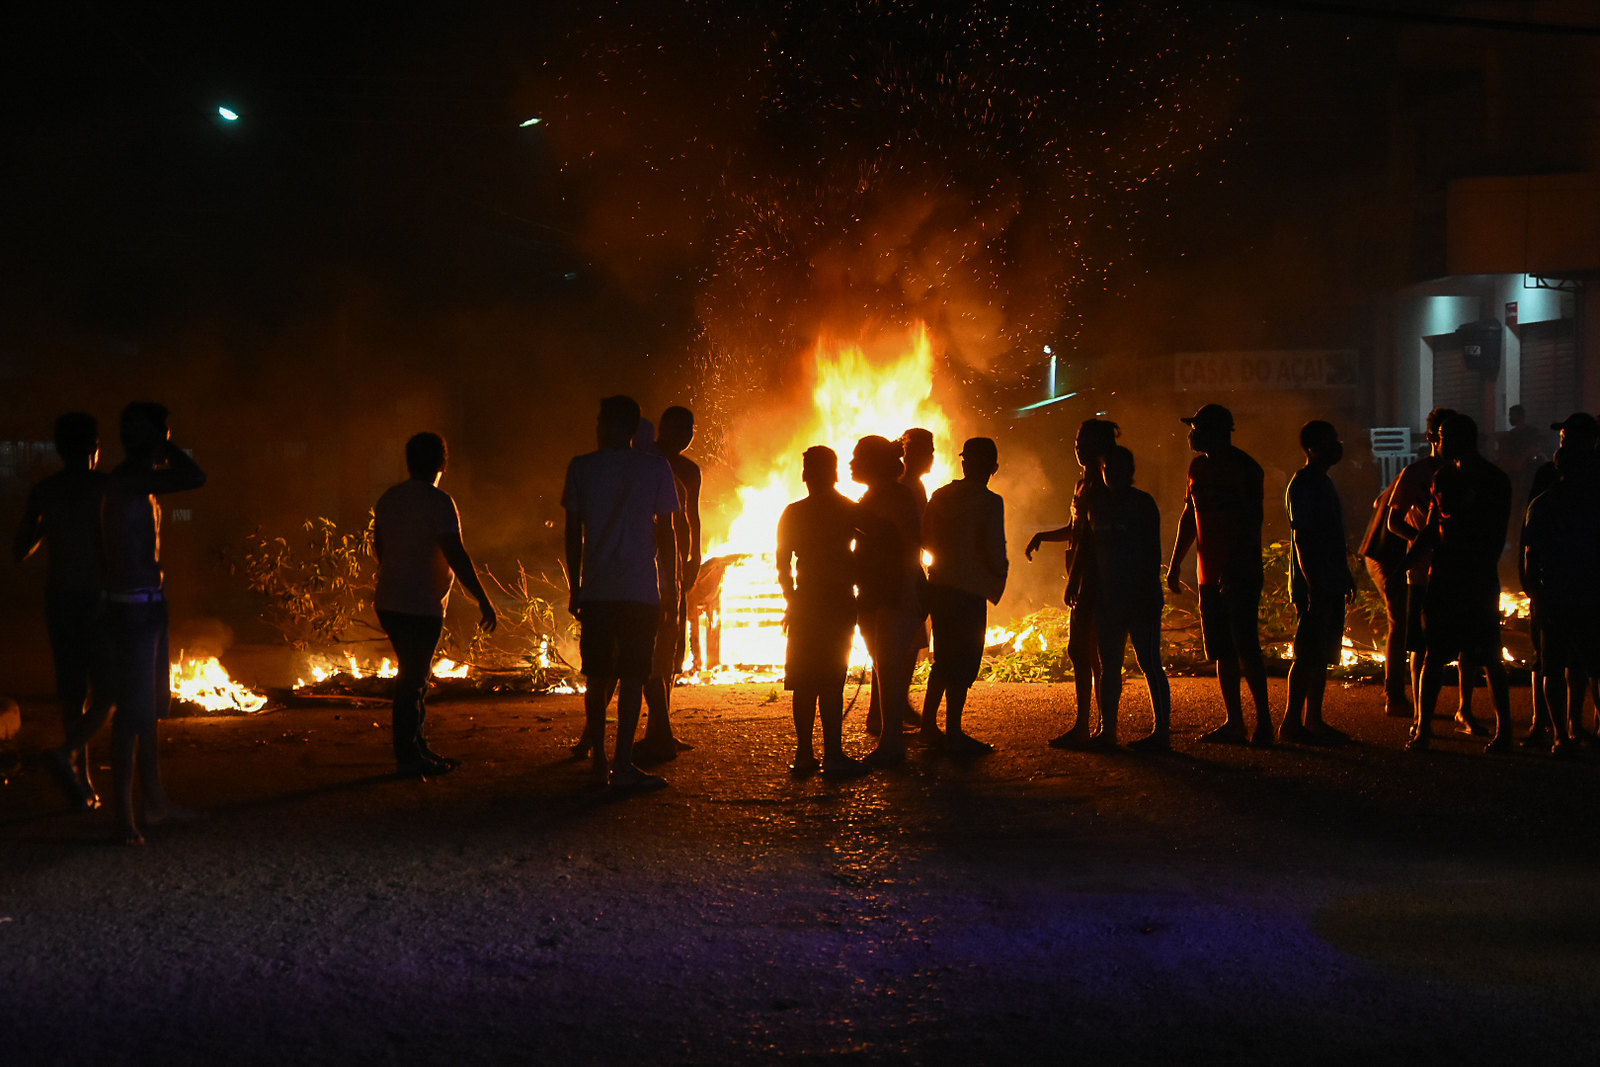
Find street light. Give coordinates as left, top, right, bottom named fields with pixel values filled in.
left=217, top=106, right=240, bottom=122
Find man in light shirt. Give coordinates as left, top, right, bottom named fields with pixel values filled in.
left=373, top=432, right=497, bottom=779
left=563, top=395, right=683, bottom=791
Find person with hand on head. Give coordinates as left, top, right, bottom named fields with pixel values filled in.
left=373, top=432, right=497, bottom=780
left=100, top=402, right=207, bottom=844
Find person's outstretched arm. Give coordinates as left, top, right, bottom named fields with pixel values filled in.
left=1024, top=524, right=1072, bottom=561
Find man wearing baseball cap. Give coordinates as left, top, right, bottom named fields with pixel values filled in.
left=1167, top=404, right=1273, bottom=745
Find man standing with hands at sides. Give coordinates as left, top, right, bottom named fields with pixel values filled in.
left=564, top=396, right=682, bottom=791
left=101, top=403, right=206, bottom=845
left=778, top=446, right=866, bottom=778
left=921, top=438, right=1008, bottom=753
left=16, top=413, right=115, bottom=811
left=1167, top=404, right=1274, bottom=746
left=1279, top=421, right=1356, bottom=745
left=374, top=432, right=497, bottom=780
left=635, top=406, right=702, bottom=763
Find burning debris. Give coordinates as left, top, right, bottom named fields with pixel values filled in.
left=694, top=325, right=953, bottom=678
left=168, top=654, right=269, bottom=715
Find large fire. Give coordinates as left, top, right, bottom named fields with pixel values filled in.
left=700, top=324, right=957, bottom=673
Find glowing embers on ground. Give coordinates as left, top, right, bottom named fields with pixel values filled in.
left=700, top=324, right=956, bottom=674
left=169, top=655, right=269, bottom=714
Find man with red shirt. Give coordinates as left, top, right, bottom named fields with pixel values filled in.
left=1167, top=404, right=1273, bottom=746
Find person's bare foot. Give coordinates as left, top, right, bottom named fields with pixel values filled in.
left=113, top=823, right=145, bottom=846
left=1200, top=723, right=1248, bottom=745
left=790, top=752, right=820, bottom=777
left=1128, top=734, right=1171, bottom=753
left=862, top=745, right=906, bottom=768
left=945, top=731, right=994, bottom=754
left=821, top=755, right=869, bottom=779
left=1047, top=728, right=1092, bottom=750
left=633, top=735, right=680, bottom=766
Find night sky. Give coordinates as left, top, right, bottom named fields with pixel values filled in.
left=3, top=0, right=1595, bottom=616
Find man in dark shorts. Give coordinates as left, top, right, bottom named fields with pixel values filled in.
left=921, top=437, right=1008, bottom=753
left=14, top=413, right=113, bottom=810
left=563, top=395, right=682, bottom=790
left=777, top=446, right=864, bottom=777
left=1166, top=403, right=1273, bottom=746
left=1521, top=444, right=1598, bottom=755
left=1279, top=421, right=1355, bottom=744
left=100, top=403, right=207, bottom=844
left=373, top=432, right=498, bottom=779
left=1408, top=414, right=1514, bottom=753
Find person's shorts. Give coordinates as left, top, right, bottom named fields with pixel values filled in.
left=1404, top=579, right=1428, bottom=653
left=1198, top=582, right=1263, bottom=663
left=927, top=584, right=988, bottom=690
left=1423, top=576, right=1501, bottom=662
left=784, top=597, right=856, bottom=692
left=1537, top=601, right=1600, bottom=674
left=1292, top=598, right=1346, bottom=665
left=579, top=600, right=659, bottom=680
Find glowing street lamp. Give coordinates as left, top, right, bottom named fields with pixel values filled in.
left=519, top=117, right=542, bottom=127
left=217, top=106, right=240, bottom=122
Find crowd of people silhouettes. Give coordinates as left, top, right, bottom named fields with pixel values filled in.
left=17, top=391, right=1597, bottom=831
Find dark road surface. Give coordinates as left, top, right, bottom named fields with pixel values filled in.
left=4, top=678, right=1599, bottom=1064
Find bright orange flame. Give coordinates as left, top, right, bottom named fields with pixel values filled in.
left=705, top=324, right=956, bottom=670
left=170, top=655, right=268, bottom=713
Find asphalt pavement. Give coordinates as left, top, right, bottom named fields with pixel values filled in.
left=3, top=677, right=1598, bottom=1065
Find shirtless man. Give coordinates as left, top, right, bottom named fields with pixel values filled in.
left=101, top=403, right=206, bottom=844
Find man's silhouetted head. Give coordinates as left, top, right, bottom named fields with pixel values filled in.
left=659, top=406, right=695, bottom=454
left=405, top=432, right=447, bottom=480
left=1181, top=404, right=1233, bottom=454
left=1300, top=419, right=1343, bottom=468
left=598, top=395, right=641, bottom=449
left=1438, top=413, right=1479, bottom=460
left=54, top=412, right=98, bottom=464
left=900, top=428, right=934, bottom=479
left=802, top=445, right=837, bottom=489
left=959, top=437, right=998, bottom=481
left=119, top=402, right=169, bottom=459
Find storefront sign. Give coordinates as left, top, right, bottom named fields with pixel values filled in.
left=1174, top=350, right=1359, bottom=391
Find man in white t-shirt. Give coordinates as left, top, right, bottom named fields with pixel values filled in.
left=563, top=395, right=682, bottom=791
left=373, top=432, right=497, bottom=778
